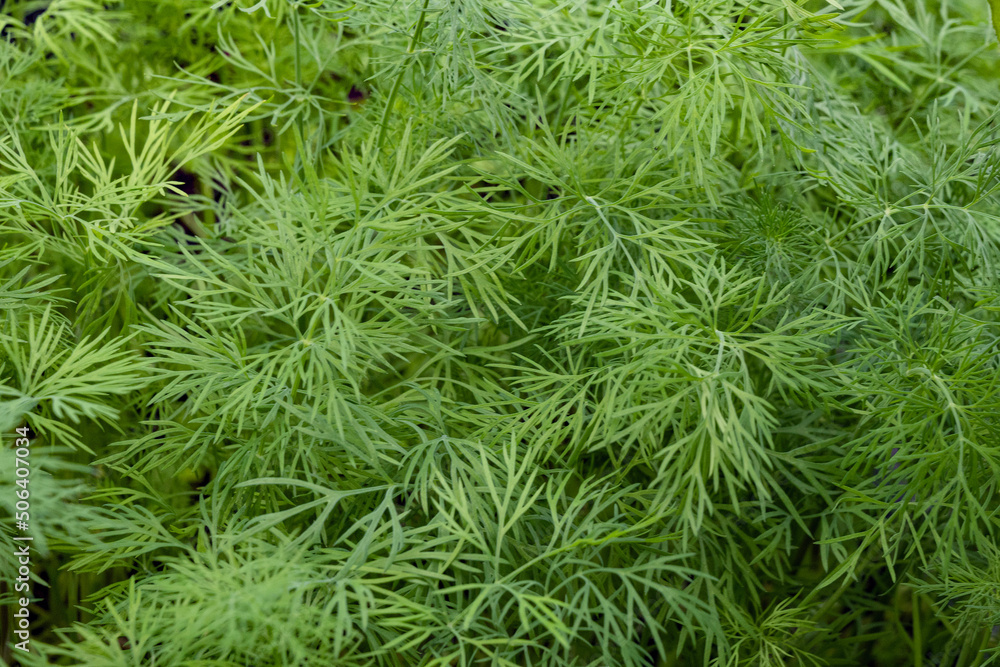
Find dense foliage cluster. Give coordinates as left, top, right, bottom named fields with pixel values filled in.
left=2, top=0, right=1000, bottom=664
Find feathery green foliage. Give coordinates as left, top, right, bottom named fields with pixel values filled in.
left=2, top=0, right=1000, bottom=665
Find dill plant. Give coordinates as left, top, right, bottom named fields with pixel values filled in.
left=1, top=0, right=1000, bottom=665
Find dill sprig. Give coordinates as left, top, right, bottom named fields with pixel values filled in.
left=2, top=0, right=1000, bottom=665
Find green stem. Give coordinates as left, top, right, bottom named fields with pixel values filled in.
left=293, top=6, right=302, bottom=90
left=959, top=626, right=992, bottom=667
left=288, top=307, right=323, bottom=404
left=785, top=549, right=879, bottom=664
left=292, top=2, right=306, bottom=155
left=375, top=0, right=430, bottom=150
left=990, top=0, right=1000, bottom=44
left=790, top=516, right=820, bottom=576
